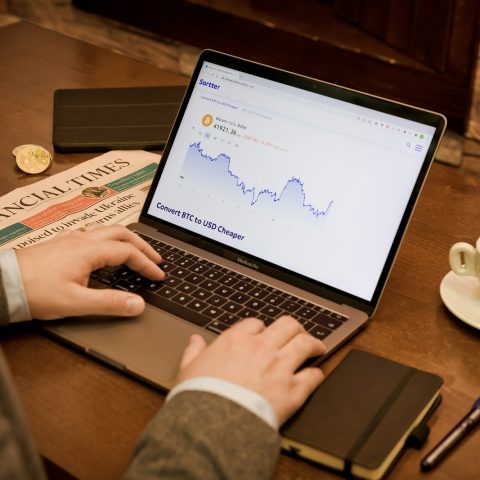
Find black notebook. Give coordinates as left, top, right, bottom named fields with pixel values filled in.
left=53, top=85, right=186, bottom=152
left=281, top=349, right=443, bottom=480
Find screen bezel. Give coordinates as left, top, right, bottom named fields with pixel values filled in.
left=139, top=49, right=446, bottom=316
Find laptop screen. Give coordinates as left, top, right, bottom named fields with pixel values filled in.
left=145, top=53, right=443, bottom=305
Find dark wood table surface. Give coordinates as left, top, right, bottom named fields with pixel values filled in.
left=1, top=21, right=479, bottom=480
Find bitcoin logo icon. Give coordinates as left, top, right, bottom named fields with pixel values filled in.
left=202, top=114, right=213, bottom=127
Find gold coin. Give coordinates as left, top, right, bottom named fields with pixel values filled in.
left=12, top=144, right=37, bottom=157
left=82, top=186, right=109, bottom=199
left=15, top=145, right=51, bottom=174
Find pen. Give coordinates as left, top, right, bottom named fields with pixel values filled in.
left=420, top=397, right=480, bottom=472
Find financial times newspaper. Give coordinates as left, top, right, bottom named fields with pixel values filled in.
left=0, top=150, right=160, bottom=249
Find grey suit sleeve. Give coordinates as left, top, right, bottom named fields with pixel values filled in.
left=0, top=350, right=47, bottom=480
left=124, top=390, right=281, bottom=480
left=0, top=271, right=46, bottom=479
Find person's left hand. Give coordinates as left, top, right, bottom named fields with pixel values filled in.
left=16, top=225, right=165, bottom=320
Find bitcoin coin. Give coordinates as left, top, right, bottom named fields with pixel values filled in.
left=12, top=144, right=37, bottom=157
left=15, top=145, right=51, bottom=174
left=82, top=186, right=109, bottom=199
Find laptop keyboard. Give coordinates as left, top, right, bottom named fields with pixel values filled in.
left=90, top=233, right=349, bottom=341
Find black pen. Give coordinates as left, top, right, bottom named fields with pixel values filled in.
left=421, top=397, right=480, bottom=472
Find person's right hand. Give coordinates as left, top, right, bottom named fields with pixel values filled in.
left=176, top=315, right=326, bottom=426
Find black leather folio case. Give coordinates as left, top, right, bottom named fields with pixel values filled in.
left=53, top=86, right=186, bottom=152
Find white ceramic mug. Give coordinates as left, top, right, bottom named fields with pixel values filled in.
left=449, top=238, right=480, bottom=280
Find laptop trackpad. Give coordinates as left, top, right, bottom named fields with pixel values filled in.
left=48, top=309, right=214, bottom=391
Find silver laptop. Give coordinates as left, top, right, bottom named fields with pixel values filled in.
left=45, top=50, right=446, bottom=390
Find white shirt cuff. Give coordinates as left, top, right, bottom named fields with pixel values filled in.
left=167, top=376, right=278, bottom=431
left=0, top=249, right=32, bottom=323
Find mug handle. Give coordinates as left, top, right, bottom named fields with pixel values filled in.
left=449, top=242, right=478, bottom=277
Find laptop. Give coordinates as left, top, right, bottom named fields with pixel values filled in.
left=45, top=50, right=446, bottom=390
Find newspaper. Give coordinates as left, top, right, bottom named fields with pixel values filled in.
left=0, top=150, right=160, bottom=249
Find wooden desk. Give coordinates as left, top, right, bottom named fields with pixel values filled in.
left=1, top=21, right=479, bottom=480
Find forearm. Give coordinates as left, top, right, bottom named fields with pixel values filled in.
left=0, top=249, right=31, bottom=326
left=124, top=390, right=280, bottom=480
left=0, top=266, right=8, bottom=327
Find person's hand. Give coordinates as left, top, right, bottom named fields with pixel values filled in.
left=16, top=225, right=165, bottom=320
left=177, top=316, right=326, bottom=425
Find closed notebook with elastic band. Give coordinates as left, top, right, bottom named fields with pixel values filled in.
left=281, top=349, right=443, bottom=480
